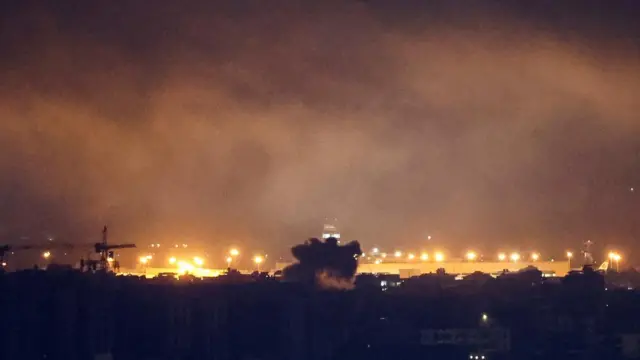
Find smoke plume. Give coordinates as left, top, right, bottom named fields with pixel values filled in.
left=0, top=1, right=639, bottom=259
left=282, top=237, right=362, bottom=289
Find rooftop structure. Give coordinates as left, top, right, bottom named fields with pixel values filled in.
left=322, top=223, right=340, bottom=240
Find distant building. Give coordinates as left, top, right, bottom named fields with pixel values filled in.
left=322, top=223, right=340, bottom=240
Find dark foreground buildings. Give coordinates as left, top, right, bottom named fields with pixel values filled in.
left=1, top=266, right=640, bottom=360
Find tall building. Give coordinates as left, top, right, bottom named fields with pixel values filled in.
left=322, top=221, right=340, bottom=240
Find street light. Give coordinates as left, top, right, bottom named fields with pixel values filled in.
left=531, top=253, right=540, bottom=261
left=371, top=247, right=379, bottom=254
left=394, top=251, right=402, bottom=258
left=139, top=256, right=148, bottom=265
left=193, top=257, right=204, bottom=267
left=481, top=313, right=489, bottom=325
left=434, top=252, right=444, bottom=262
left=253, top=255, right=264, bottom=272
left=407, top=253, right=415, bottom=260
left=42, top=251, right=51, bottom=259
left=229, top=248, right=240, bottom=257
left=566, top=251, right=573, bottom=268
left=177, top=261, right=194, bottom=274
left=498, top=253, right=506, bottom=261
left=608, top=252, right=621, bottom=271
left=466, top=251, right=477, bottom=261
left=420, top=253, right=429, bottom=261
left=169, top=256, right=177, bottom=264
left=510, top=252, right=520, bottom=262
left=226, top=256, right=233, bottom=268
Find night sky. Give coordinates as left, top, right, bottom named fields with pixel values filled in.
left=0, top=1, right=638, bottom=260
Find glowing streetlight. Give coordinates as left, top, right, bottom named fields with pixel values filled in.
left=226, top=256, right=233, bottom=267
left=407, top=253, right=415, bottom=260
left=139, top=256, right=148, bottom=265
left=481, top=313, right=489, bottom=323
left=169, top=256, right=177, bottom=264
left=608, top=252, right=622, bottom=271
left=42, top=251, right=51, bottom=259
left=380, top=253, right=387, bottom=258
left=466, top=251, right=477, bottom=261
left=531, top=253, right=540, bottom=261
left=434, top=252, right=444, bottom=262
left=394, top=251, right=402, bottom=258
left=229, top=248, right=240, bottom=257
left=193, top=257, right=204, bottom=267
left=374, top=259, right=382, bottom=265
left=566, top=251, right=573, bottom=268
left=371, top=247, right=379, bottom=254
left=420, top=253, right=429, bottom=261
left=253, top=255, right=264, bottom=271
left=498, top=253, right=506, bottom=261
left=510, top=252, right=520, bottom=262
left=177, top=260, right=194, bottom=274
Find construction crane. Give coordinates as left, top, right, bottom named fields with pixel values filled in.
left=90, top=225, right=136, bottom=271
left=0, top=226, right=135, bottom=272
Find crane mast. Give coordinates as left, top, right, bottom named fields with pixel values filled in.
left=0, top=226, right=135, bottom=272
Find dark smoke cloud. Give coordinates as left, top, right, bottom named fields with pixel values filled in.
left=0, top=1, right=639, bottom=261
left=282, top=237, right=362, bottom=289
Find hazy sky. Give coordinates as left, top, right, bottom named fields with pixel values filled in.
left=0, top=1, right=638, bottom=260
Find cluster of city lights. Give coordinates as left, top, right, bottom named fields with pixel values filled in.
left=608, top=251, right=622, bottom=262
left=373, top=249, right=447, bottom=263
left=362, top=248, right=616, bottom=264
left=140, top=254, right=205, bottom=275
left=34, top=241, right=623, bottom=272
left=224, top=248, right=265, bottom=270
left=137, top=247, right=266, bottom=273
left=608, top=251, right=622, bottom=271
left=138, top=254, right=152, bottom=264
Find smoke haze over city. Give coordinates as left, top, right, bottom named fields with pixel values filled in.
left=0, top=1, right=638, bottom=258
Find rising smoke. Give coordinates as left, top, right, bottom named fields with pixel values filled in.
left=282, top=237, right=362, bottom=289
left=0, top=2, right=638, bottom=256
